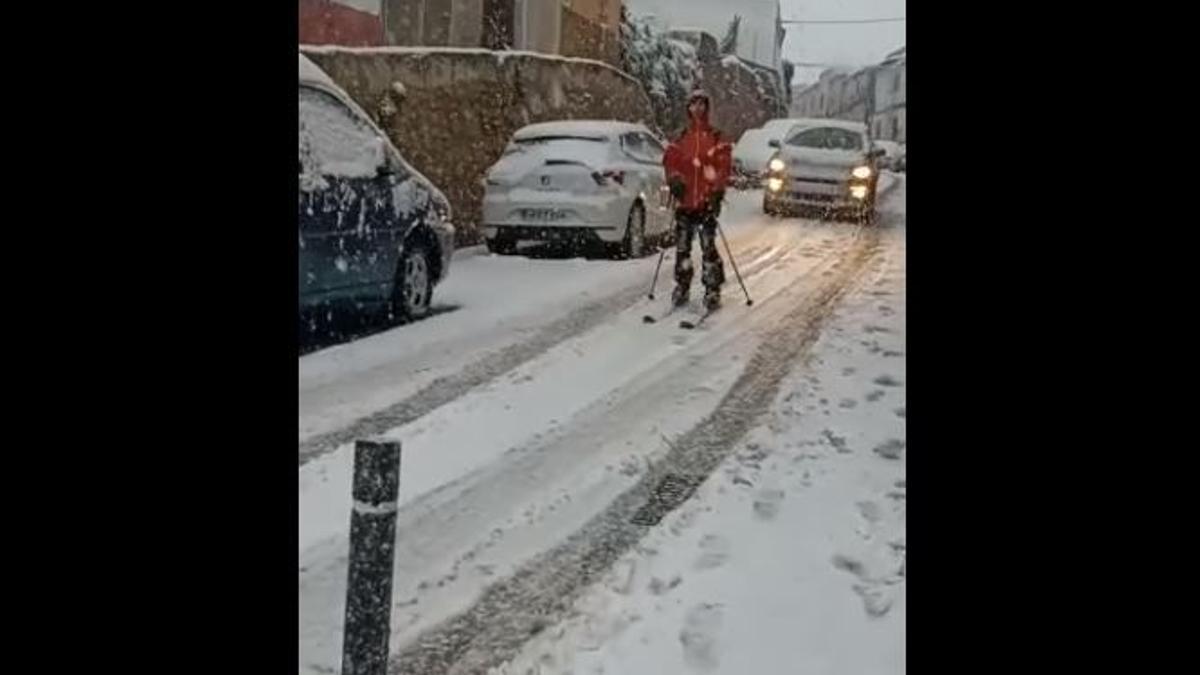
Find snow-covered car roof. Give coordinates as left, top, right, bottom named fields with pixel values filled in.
left=512, top=120, right=652, bottom=142
left=299, top=53, right=338, bottom=90
left=788, top=118, right=868, bottom=133
left=761, top=118, right=833, bottom=138
left=780, top=119, right=869, bottom=143
left=298, top=52, right=453, bottom=222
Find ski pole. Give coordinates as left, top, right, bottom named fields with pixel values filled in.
left=717, top=223, right=753, bottom=306
left=648, top=246, right=666, bottom=300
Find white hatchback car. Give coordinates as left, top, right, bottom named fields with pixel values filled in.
left=481, top=121, right=673, bottom=258
left=762, top=119, right=885, bottom=222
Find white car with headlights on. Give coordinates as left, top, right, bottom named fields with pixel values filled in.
left=762, top=120, right=885, bottom=223
left=481, top=121, right=674, bottom=258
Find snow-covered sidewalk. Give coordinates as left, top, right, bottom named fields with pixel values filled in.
left=494, top=208, right=907, bottom=674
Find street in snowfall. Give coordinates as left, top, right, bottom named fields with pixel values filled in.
left=300, top=181, right=906, bottom=674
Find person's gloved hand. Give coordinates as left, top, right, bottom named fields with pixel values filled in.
left=707, top=190, right=725, bottom=217
left=669, top=177, right=686, bottom=200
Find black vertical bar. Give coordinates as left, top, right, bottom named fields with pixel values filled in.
left=340, top=440, right=402, bottom=675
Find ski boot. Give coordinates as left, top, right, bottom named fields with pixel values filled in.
left=704, top=288, right=721, bottom=312
left=672, top=284, right=690, bottom=308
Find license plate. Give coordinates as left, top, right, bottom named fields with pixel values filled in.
left=521, top=208, right=567, bottom=221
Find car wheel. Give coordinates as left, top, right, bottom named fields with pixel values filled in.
left=622, top=201, right=647, bottom=258
left=393, top=240, right=433, bottom=321
left=763, top=197, right=780, bottom=218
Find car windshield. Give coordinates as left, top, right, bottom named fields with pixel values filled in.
left=787, top=127, right=864, bottom=151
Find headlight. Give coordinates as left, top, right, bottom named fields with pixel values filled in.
left=769, top=158, right=786, bottom=172
left=767, top=177, right=784, bottom=192
left=851, top=166, right=872, bottom=179
left=850, top=185, right=869, bottom=200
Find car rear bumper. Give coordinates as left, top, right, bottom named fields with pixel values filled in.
left=482, top=190, right=632, bottom=243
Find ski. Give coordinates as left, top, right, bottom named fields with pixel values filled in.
left=642, top=306, right=678, bottom=324
left=642, top=301, right=691, bottom=324
left=679, top=305, right=718, bottom=330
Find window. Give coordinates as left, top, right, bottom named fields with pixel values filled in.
left=622, top=132, right=664, bottom=163
left=787, top=127, right=864, bottom=151
left=891, top=117, right=900, bottom=139
left=299, top=86, right=385, bottom=178
left=644, top=133, right=665, bottom=150
left=620, top=132, right=645, bottom=158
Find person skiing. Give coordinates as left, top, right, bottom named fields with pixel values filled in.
left=663, top=89, right=733, bottom=312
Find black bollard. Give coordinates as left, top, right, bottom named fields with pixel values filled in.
left=341, top=440, right=402, bottom=675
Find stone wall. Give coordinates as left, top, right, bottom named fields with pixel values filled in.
left=301, top=46, right=656, bottom=244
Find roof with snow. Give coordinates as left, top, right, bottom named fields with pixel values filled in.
left=513, top=120, right=651, bottom=140
left=299, top=53, right=337, bottom=90
left=882, top=46, right=906, bottom=64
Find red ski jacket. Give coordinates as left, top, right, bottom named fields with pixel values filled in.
left=663, top=110, right=733, bottom=212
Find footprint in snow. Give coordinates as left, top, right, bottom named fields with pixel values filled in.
left=856, top=500, right=883, bottom=523
left=853, top=583, right=896, bottom=618
left=649, top=575, right=683, bottom=596
left=694, top=534, right=731, bottom=571
left=874, top=439, right=905, bottom=460
left=865, top=390, right=886, bottom=403
left=873, top=374, right=903, bottom=387
left=679, top=603, right=724, bottom=671
left=894, top=407, right=906, bottom=418
left=832, top=553, right=866, bottom=577
left=822, top=429, right=850, bottom=453
left=752, top=489, right=786, bottom=521
left=839, top=398, right=859, bottom=409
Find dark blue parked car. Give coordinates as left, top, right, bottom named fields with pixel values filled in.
left=299, top=54, right=454, bottom=333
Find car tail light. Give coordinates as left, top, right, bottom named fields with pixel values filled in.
left=592, top=170, right=626, bottom=186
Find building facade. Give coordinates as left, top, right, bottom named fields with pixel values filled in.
left=789, top=47, right=905, bottom=143
left=299, top=0, right=385, bottom=46
left=300, top=0, right=623, bottom=66
left=626, top=0, right=783, bottom=73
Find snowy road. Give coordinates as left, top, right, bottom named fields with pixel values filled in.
left=299, top=178, right=905, bottom=674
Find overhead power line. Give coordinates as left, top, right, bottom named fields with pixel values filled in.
left=782, top=16, right=902, bottom=24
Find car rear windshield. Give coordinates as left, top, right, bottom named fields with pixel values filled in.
left=504, top=136, right=612, bottom=162
left=507, top=135, right=607, bottom=152
left=787, top=127, right=864, bottom=151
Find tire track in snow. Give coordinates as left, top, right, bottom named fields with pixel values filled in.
left=298, top=228, right=800, bottom=466
left=299, top=226, right=858, bottom=674
left=388, top=220, right=885, bottom=675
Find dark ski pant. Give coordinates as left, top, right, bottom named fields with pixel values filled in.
left=674, top=209, right=725, bottom=293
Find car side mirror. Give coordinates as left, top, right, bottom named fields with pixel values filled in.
left=869, top=148, right=886, bottom=159
left=768, top=139, right=781, bottom=149
left=368, top=136, right=394, bottom=177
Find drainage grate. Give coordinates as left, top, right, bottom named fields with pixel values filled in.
left=630, top=473, right=703, bottom=526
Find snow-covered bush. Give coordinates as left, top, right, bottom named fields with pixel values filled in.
left=619, top=13, right=699, bottom=135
